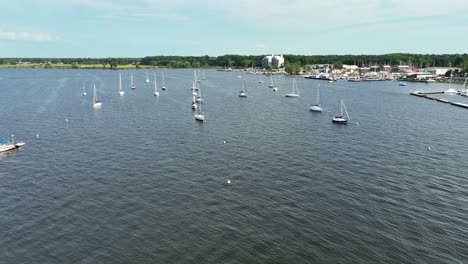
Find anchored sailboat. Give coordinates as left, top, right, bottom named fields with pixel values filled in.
left=153, top=72, right=159, bottom=96
left=118, top=73, right=125, bottom=96
left=81, top=81, right=87, bottom=96
left=162, top=72, right=166, bottom=90
left=93, top=83, right=102, bottom=108
left=239, top=80, right=247, bottom=97
left=131, top=73, right=136, bottom=89
left=332, top=100, right=349, bottom=124
left=285, top=78, right=299, bottom=97
left=310, top=86, right=323, bottom=112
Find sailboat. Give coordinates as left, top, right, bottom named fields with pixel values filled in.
left=239, top=80, right=247, bottom=97
left=161, top=72, right=166, bottom=90
left=196, top=83, right=203, bottom=102
left=93, top=83, right=102, bottom=108
left=153, top=72, right=159, bottom=96
left=285, top=78, right=299, bottom=97
left=194, top=101, right=205, bottom=122
left=193, top=71, right=199, bottom=90
left=268, top=74, right=274, bottom=88
left=444, top=74, right=458, bottom=94
left=118, top=73, right=125, bottom=96
left=130, top=73, right=136, bottom=89
left=202, top=71, right=206, bottom=80
left=332, top=100, right=349, bottom=124
left=81, top=81, right=87, bottom=96
left=145, top=72, right=150, bottom=83
left=310, top=86, right=323, bottom=112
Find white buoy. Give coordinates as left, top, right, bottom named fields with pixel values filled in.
left=223, top=140, right=226, bottom=144
left=427, top=146, right=431, bottom=151
left=227, top=179, right=231, bottom=184
left=65, top=118, right=68, bottom=123
left=36, top=134, right=39, bottom=139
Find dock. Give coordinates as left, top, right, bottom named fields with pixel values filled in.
left=410, top=91, right=468, bottom=109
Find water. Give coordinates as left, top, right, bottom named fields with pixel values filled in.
left=1, top=69, right=468, bottom=263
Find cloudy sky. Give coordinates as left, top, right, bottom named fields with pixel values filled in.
left=0, top=0, right=467, bottom=57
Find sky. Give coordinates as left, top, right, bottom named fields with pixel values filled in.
left=0, top=0, right=467, bottom=57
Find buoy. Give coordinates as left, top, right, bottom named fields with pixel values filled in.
left=427, top=146, right=431, bottom=151
left=223, top=140, right=226, bottom=144
left=36, top=134, right=39, bottom=139
left=227, top=179, right=231, bottom=184
left=65, top=118, right=68, bottom=123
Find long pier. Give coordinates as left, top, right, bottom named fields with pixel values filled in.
left=410, top=91, right=468, bottom=109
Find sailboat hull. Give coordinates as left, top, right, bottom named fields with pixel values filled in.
left=285, top=94, right=299, bottom=97
left=310, top=106, right=323, bottom=112
left=332, top=116, right=348, bottom=124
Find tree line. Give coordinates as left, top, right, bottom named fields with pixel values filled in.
left=1, top=53, right=467, bottom=73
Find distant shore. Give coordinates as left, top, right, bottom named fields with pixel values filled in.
left=0, top=63, right=164, bottom=69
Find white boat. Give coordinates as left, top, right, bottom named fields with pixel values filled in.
left=239, top=80, right=247, bottom=97
left=131, top=73, right=136, bottom=89
left=268, top=74, right=275, bottom=88
left=196, top=83, right=203, bottom=102
left=285, top=78, right=300, bottom=97
left=161, top=72, right=166, bottom=90
left=332, top=100, right=349, bottom=124
left=93, top=83, right=102, bottom=108
left=0, top=138, right=15, bottom=153
left=81, top=81, right=87, bottom=96
left=195, top=103, right=205, bottom=121
left=399, top=82, right=407, bottom=86
left=460, top=78, right=468, bottom=96
left=153, top=72, right=159, bottom=96
left=145, top=72, right=150, bottom=83
left=118, top=73, right=125, bottom=96
left=444, top=75, right=457, bottom=93
left=310, top=86, right=323, bottom=112
left=193, top=71, right=199, bottom=91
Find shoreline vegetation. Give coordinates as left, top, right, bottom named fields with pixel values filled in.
left=0, top=53, right=467, bottom=74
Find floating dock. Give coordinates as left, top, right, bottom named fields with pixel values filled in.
left=410, top=91, right=468, bottom=109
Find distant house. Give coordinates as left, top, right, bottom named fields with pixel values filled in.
left=426, top=67, right=461, bottom=76
left=406, top=72, right=434, bottom=80
left=261, top=54, right=284, bottom=68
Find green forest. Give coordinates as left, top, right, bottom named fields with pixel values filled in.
left=1, top=53, right=467, bottom=73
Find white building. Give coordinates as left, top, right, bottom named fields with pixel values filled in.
left=261, top=54, right=284, bottom=68
left=426, top=67, right=461, bottom=76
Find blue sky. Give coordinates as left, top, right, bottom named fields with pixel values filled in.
left=0, top=0, right=467, bottom=57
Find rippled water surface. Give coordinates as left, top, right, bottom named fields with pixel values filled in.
left=1, top=69, right=468, bottom=263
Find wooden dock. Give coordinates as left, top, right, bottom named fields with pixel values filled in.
left=410, top=91, right=468, bottom=109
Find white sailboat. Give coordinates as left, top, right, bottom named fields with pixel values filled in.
left=145, top=72, right=150, bottom=83
left=332, top=100, right=349, bottom=124
left=93, top=83, right=102, bottom=108
left=196, top=83, right=203, bottom=102
left=153, top=72, right=159, bottom=96
left=444, top=75, right=458, bottom=94
left=268, top=74, right=274, bottom=88
left=161, top=72, right=166, bottom=90
left=131, top=73, right=136, bottom=89
left=285, top=78, right=299, bottom=97
left=193, top=71, right=199, bottom=91
left=195, top=102, right=205, bottom=122
left=239, top=80, right=247, bottom=97
left=81, top=81, right=87, bottom=96
left=118, top=73, right=125, bottom=96
left=310, top=86, right=323, bottom=112
left=202, top=71, right=206, bottom=80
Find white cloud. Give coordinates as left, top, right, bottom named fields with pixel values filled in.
left=0, top=31, right=59, bottom=42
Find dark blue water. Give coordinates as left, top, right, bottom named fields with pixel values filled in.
left=1, top=69, right=468, bottom=263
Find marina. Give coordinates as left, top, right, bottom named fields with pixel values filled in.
left=1, top=68, right=468, bottom=264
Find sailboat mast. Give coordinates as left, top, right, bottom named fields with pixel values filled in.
left=154, top=72, right=157, bottom=92
left=119, top=73, right=122, bottom=92
left=93, top=83, right=97, bottom=103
